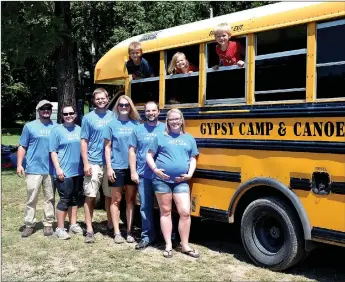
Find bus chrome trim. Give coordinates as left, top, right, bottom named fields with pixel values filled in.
left=130, top=76, right=160, bottom=84
left=255, top=88, right=306, bottom=95
left=316, top=61, right=345, bottom=67
left=317, top=19, right=345, bottom=29
left=255, top=48, right=307, bottom=61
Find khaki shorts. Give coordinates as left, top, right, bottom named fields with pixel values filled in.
left=83, top=164, right=111, bottom=198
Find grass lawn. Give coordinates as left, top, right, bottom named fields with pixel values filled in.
left=2, top=128, right=22, bottom=146
left=2, top=168, right=345, bottom=281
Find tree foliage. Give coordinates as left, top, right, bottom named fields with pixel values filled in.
left=1, top=1, right=271, bottom=123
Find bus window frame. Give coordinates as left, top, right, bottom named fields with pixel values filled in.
left=204, top=36, right=248, bottom=105
left=315, top=18, right=345, bottom=101
left=253, top=25, right=308, bottom=103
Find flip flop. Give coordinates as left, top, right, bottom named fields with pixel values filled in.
left=163, top=249, right=173, bottom=258
left=182, top=249, right=200, bottom=258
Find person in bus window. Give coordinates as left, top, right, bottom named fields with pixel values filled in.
left=167, top=52, right=199, bottom=75
left=125, top=41, right=154, bottom=80
left=146, top=108, right=200, bottom=259
left=213, top=22, right=245, bottom=70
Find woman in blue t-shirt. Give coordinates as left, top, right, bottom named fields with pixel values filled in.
left=146, top=108, right=200, bottom=258
left=49, top=105, right=84, bottom=240
left=104, top=95, right=141, bottom=244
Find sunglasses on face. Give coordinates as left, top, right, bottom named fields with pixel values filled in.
left=62, top=112, right=75, bottom=116
left=118, top=103, right=130, bottom=108
left=40, top=107, right=52, bottom=111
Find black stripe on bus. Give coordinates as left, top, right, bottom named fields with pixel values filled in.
left=290, top=178, right=311, bottom=191
left=330, top=182, right=345, bottom=195
left=199, top=207, right=228, bottom=222
left=311, top=227, right=345, bottom=244
left=196, top=139, right=345, bottom=154
left=194, top=169, right=241, bottom=183
left=140, top=102, right=345, bottom=119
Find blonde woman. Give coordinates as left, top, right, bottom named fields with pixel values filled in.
left=146, top=108, right=200, bottom=258
left=104, top=95, right=141, bottom=244
left=167, top=52, right=199, bottom=75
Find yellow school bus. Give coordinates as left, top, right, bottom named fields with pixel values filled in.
left=95, top=2, right=345, bottom=271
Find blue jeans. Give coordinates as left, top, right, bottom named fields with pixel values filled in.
left=138, top=177, right=155, bottom=243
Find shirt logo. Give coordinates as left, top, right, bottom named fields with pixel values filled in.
left=168, top=139, right=187, bottom=146
left=39, top=129, right=51, bottom=137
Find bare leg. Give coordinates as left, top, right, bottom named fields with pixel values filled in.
left=69, top=206, right=78, bottom=225
left=105, top=196, right=113, bottom=228
left=155, top=192, right=173, bottom=250
left=173, top=193, right=192, bottom=252
left=125, top=185, right=137, bottom=234
left=110, top=187, right=123, bottom=234
left=56, top=209, right=67, bottom=229
left=84, top=197, right=95, bottom=232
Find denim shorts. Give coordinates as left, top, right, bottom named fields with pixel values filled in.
left=109, top=168, right=137, bottom=188
left=152, top=178, right=190, bottom=194
left=54, top=175, right=84, bottom=211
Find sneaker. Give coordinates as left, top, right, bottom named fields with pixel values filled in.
left=85, top=231, right=95, bottom=243
left=43, top=226, right=54, bottom=236
left=135, top=240, right=150, bottom=250
left=126, top=233, right=135, bottom=243
left=114, top=233, right=125, bottom=244
left=54, top=228, right=71, bottom=240
left=21, top=227, right=34, bottom=238
left=69, top=224, right=83, bottom=235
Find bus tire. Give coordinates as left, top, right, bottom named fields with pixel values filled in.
left=240, top=196, right=305, bottom=271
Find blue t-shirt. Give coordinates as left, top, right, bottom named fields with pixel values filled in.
left=125, top=58, right=154, bottom=78
left=128, top=122, right=165, bottom=179
left=148, top=132, right=199, bottom=183
left=18, top=119, right=57, bottom=175
left=49, top=124, right=83, bottom=178
left=80, top=110, right=114, bottom=165
left=104, top=118, right=139, bottom=169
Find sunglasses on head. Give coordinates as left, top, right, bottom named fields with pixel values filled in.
left=118, top=103, right=130, bottom=108
left=40, top=106, right=52, bottom=111
left=62, top=112, right=75, bottom=116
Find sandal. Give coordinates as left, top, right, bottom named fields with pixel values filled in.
left=182, top=249, right=200, bottom=258
left=163, top=249, right=173, bottom=258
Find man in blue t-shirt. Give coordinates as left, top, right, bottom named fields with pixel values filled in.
left=128, top=101, right=165, bottom=249
left=125, top=41, right=154, bottom=80
left=81, top=88, right=114, bottom=243
left=17, top=100, right=57, bottom=238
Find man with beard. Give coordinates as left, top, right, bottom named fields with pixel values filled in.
left=17, top=100, right=57, bottom=237
left=81, top=88, right=114, bottom=243
left=129, top=101, right=165, bottom=249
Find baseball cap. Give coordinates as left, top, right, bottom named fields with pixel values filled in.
left=36, top=100, right=53, bottom=110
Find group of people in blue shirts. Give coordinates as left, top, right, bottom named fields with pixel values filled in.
left=17, top=88, right=200, bottom=259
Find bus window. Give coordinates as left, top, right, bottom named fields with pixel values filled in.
left=165, top=44, right=199, bottom=105
left=254, top=25, right=307, bottom=102
left=205, top=37, right=246, bottom=104
left=316, top=18, right=345, bottom=99
left=130, top=51, right=160, bottom=107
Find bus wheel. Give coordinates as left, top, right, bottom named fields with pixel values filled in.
left=241, top=197, right=305, bottom=271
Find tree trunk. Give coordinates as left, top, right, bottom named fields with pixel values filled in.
left=55, top=1, right=77, bottom=123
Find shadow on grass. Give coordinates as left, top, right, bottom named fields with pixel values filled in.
left=186, top=218, right=345, bottom=281
left=2, top=128, right=23, bottom=135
